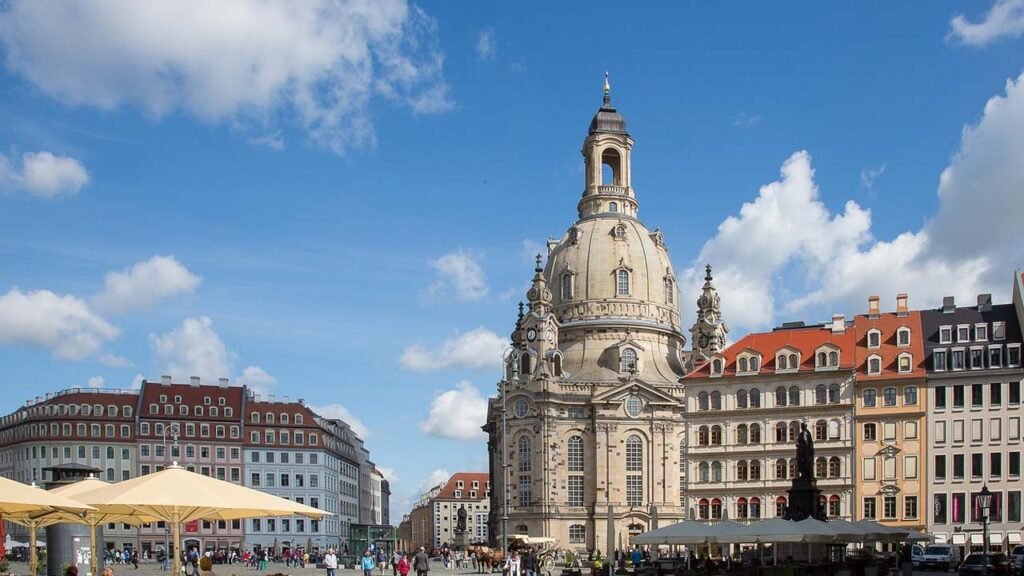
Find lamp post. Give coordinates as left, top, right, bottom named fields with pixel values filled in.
left=500, top=346, right=518, bottom=558
left=161, top=423, right=180, bottom=570
left=978, top=485, right=992, bottom=575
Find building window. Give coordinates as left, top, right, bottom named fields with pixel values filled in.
left=567, top=436, right=584, bottom=472
left=975, top=324, right=988, bottom=341
left=518, top=436, right=532, bottom=472
left=867, top=356, right=881, bottom=375
left=569, top=524, right=585, bottom=544
left=863, top=423, right=877, bottom=441
left=898, top=354, right=912, bottom=373
left=567, top=476, right=584, bottom=507
left=750, top=423, right=761, bottom=443
left=952, top=349, right=966, bottom=370
left=619, top=348, right=637, bottom=373
left=789, top=386, right=800, bottom=406
left=698, top=391, right=709, bottom=411
left=897, top=327, right=910, bottom=346
left=518, top=476, right=532, bottom=506
left=957, top=325, right=970, bottom=342
left=776, top=497, right=788, bottom=518
left=904, top=386, right=918, bottom=405
left=883, top=387, right=897, bottom=406
left=934, top=349, right=948, bottom=371
left=626, top=435, right=643, bottom=471
left=990, top=346, right=1003, bottom=368
left=904, top=496, right=918, bottom=519
left=815, top=385, right=827, bottom=405
left=750, top=388, right=761, bottom=408
left=561, top=274, right=573, bottom=300
left=814, top=420, right=827, bottom=441
left=710, top=391, right=722, bottom=410
left=883, top=496, right=897, bottom=519
left=972, top=383, right=984, bottom=407
left=866, top=498, right=880, bottom=520
left=710, top=425, right=722, bottom=445
left=867, top=330, right=881, bottom=348
left=863, top=389, right=877, bottom=407
left=665, top=278, right=674, bottom=304
left=626, top=475, right=642, bottom=506
left=625, top=394, right=644, bottom=418
left=616, top=269, right=629, bottom=296
left=970, top=348, right=985, bottom=369
left=609, top=202, right=618, bottom=213
left=710, top=498, right=722, bottom=520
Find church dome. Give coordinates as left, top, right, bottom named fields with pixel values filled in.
left=588, top=94, right=628, bottom=135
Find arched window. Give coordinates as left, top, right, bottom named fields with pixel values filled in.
left=106, top=467, right=114, bottom=482
left=789, top=421, right=800, bottom=442
left=520, top=353, right=531, bottom=376
left=815, top=457, right=827, bottom=478
left=710, top=498, right=722, bottom=520
left=616, top=269, right=630, bottom=295
left=609, top=201, right=619, bottom=213
left=776, top=387, right=787, bottom=407
left=737, top=497, right=748, bottom=518
left=698, top=498, right=709, bottom=519
left=789, top=458, right=797, bottom=479
left=828, top=419, right=841, bottom=440
left=829, top=351, right=839, bottom=366
left=711, top=391, right=722, bottom=410
left=698, top=392, right=709, bottom=411
left=738, top=357, right=748, bottom=372
left=777, top=354, right=788, bottom=370
left=711, top=461, right=722, bottom=482
left=775, top=459, right=787, bottom=479
left=817, top=352, right=827, bottom=366
left=750, top=460, right=762, bottom=480
left=828, top=494, right=841, bottom=517
left=828, top=383, right=840, bottom=403
left=750, top=388, right=761, bottom=408
left=775, top=496, right=788, bottom=518
left=518, top=436, right=532, bottom=472
left=567, top=436, right=584, bottom=472
left=710, top=425, right=722, bottom=445
left=815, top=384, right=827, bottom=405
left=775, top=422, right=787, bottom=443
left=750, top=357, right=760, bottom=371
left=712, top=359, right=723, bottom=374
left=698, top=426, right=709, bottom=446
left=750, top=423, right=761, bottom=444
left=737, top=460, right=748, bottom=481
left=815, top=419, right=827, bottom=441
left=750, top=496, right=762, bottom=518
left=619, top=348, right=637, bottom=373
left=552, top=354, right=563, bottom=376
left=698, top=462, right=709, bottom=483
left=678, top=440, right=686, bottom=473
left=569, top=524, right=586, bottom=544
left=625, top=435, right=643, bottom=471
left=561, top=274, right=573, bottom=300
left=789, top=386, right=800, bottom=406
left=736, top=424, right=748, bottom=444
left=829, top=456, right=841, bottom=478
left=736, top=389, right=748, bottom=409
left=665, top=278, right=674, bottom=304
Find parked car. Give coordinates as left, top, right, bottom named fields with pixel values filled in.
left=920, top=544, right=959, bottom=571
left=1010, top=545, right=1024, bottom=573
left=958, top=553, right=1012, bottom=576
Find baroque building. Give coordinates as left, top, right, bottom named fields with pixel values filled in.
left=485, top=83, right=694, bottom=551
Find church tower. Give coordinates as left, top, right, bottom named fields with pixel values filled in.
left=690, top=264, right=729, bottom=358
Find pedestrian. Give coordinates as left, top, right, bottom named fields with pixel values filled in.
left=362, top=550, right=377, bottom=576
left=522, top=550, right=536, bottom=576
left=414, top=546, right=431, bottom=576
left=378, top=549, right=388, bottom=575
left=507, top=552, right=522, bottom=576
left=398, top=553, right=411, bottom=576
left=324, top=548, right=338, bottom=576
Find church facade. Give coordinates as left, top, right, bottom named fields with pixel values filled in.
left=483, top=84, right=724, bottom=552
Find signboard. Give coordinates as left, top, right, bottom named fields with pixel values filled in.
left=185, top=521, right=200, bottom=534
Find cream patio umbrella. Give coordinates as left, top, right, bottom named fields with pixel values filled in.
left=0, top=476, right=96, bottom=576
left=52, top=476, right=161, bottom=576
left=72, top=464, right=330, bottom=576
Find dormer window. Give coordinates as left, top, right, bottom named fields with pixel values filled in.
left=867, top=355, right=882, bottom=375
left=561, top=273, right=574, bottom=300
left=896, top=327, right=911, bottom=347
left=665, top=276, right=674, bottom=305
left=739, top=357, right=748, bottom=372
left=616, top=269, right=630, bottom=296
left=613, top=223, right=626, bottom=239
left=711, top=358, right=723, bottom=376
left=775, top=350, right=800, bottom=373
left=975, top=323, right=988, bottom=341
left=737, top=353, right=761, bottom=375
left=619, top=348, right=638, bottom=373
left=939, top=326, right=952, bottom=344
left=898, top=353, right=913, bottom=373
left=867, top=329, right=881, bottom=349
left=815, top=346, right=840, bottom=370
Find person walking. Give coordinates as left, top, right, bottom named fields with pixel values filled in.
left=378, top=549, right=388, bottom=575
left=362, top=550, right=377, bottom=576
left=507, top=551, right=522, bottom=576
left=413, top=547, right=431, bottom=576
left=397, top=552, right=411, bottom=576
left=324, top=549, right=338, bottom=576
left=392, top=550, right=402, bottom=576
left=522, top=549, right=536, bottom=576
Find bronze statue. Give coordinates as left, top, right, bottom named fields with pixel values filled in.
left=456, top=503, right=468, bottom=533
left=797, top=422, right=815, bottom=479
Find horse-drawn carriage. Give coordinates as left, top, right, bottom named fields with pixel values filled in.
left=468, top=535, right=560, bottom=575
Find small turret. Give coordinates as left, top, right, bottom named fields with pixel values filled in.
left=690, top=264, right=729, bottom=358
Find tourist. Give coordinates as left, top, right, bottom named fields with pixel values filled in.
left=362, top=550, right=377, bottom=576
left=378, top=548, right=389, bottom=574
left=398, top=553, right=411, bottom=576
left=393, top=550, right=402, bottom=576
left=522, top=549, right=536, bottom=576
left=414, top=546, right=431, bottom=576
left=507, top=551, right=522, bottom=576
left=324, top=548, right=338, bottom=576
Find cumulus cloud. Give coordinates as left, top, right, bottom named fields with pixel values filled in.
left=0, top=0, right=453, bottom=154
left=309, top=403, right=369, bottom=439
left=949, top=0, right=1024, bottom=46
left=401, top=326, right=507, bottom=372
left=419, top=380, right=488, bottom=441
left=236, top=365, right=277, bottom=396
left=130, top=373, right=145, bottom=390
left=87, top=376, right=105, bottom=389
left=0, top=288, right=118, bottom=359
left=428, top=250, right=488, bottom=301
left=149, top=316, right=234, bottom=382
left=93, top=255, right=201, bottom=314
left=377, top=467, right=399, bottom=484
left=0, top=151, right=89, bottom=198
left=418, top=468, right=451, bottom=495
left=679, top=68, right=1024, bottom=337
left=476, top=27, right=496, bottom=60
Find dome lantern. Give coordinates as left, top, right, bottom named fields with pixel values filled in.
left=579, top=73, right=638, bottom=220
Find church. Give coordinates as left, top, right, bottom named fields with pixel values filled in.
left=483, top=80, right=728, bottom=552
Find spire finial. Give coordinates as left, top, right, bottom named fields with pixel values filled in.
left=535, top=253, right=543, bottom=273
left=705, top=263, right=713, bottom=282
left=603, top=71, right=611, bottom=105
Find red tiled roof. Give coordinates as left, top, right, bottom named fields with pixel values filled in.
left=685, top=324, right=856, bottom=379
left=435, top=472, right=490, bottom=500
left=852, top=311, right=926, bottom=379
left=139, top=380, right=244, bottom=417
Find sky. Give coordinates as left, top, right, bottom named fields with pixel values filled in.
left=1, top=1, right=1023, bottom=520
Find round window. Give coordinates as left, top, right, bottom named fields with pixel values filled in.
left=513, top=398, right=529, bottom=418
left=625, top=394, right=644, bottom=418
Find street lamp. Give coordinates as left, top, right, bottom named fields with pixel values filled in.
left=500, top=346, right=518, bottom=558
left=161, top=423, right=180, bottom=570
left=977, top=485, right=992, bottom=575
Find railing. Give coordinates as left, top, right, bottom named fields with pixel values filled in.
left=597, top=185, right=627, bottom=195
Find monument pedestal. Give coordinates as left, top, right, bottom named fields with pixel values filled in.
left=452, top=531, right=469, bottom=551
left=785, top=477, right=824, bottom=521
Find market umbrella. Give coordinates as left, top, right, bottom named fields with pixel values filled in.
left=71, top=463, right=329, bottom=576
left=52, top=476, right=160, bottom=576
left=0, top=476, right=96, bottom=576
left=904, top=530, right=932, bottom=543
left=631, top=520, right=721, bottom=545
left=853, top=520, right=909, bottom=542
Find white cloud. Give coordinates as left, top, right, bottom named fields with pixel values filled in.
left=476, top=28, right=496, bottom=61
left=0, top=151, right=89, bottom=198
left=236, top=365, right=277, bottom=397
left=418, top=468, right=451, bottom=496
left=130, top=373, right=144, bottom=390
left=87, top=375, right=105, bottom=389
left=309, top=403, right=369, bottom=439
left=0, top=288, right=118, bottom=360
left=247, top=133, right=285, bottom=151
left=377, top=467, right=399, bottom=484
left=428, top=250, right=488, bottom=301
left=93, top=255, right=201, bottom=314
left=733, top=112, right=763, bottom=127
left=98, top=353, right=132, bottom=368
left=149, top=316, right=234, bottom=382
left=419, top=380, right=488, bottom=441
left=400, top=326, right=508, bottom=372
left=949, top=0, right=1024, bottom=46
left=0, top=0, right=453, bottom=154
left=859, top=164, right=886, bottom=195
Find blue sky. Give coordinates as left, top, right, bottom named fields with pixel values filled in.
left=1, top=1, right=1023, bottom=518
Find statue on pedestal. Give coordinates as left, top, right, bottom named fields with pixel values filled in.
left=797, top=422, right=815, bottom=479
left=456, top=504, right=467, bottom=534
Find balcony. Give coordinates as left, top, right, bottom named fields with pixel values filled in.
left=597, top=185, right=627, bottom=196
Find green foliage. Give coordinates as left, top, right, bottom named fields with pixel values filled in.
left=34, top=550, right=47, bottom=576
left=0, top=557, right=10, bottom=574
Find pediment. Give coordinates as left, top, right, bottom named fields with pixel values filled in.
left=592, top=380, right=679, bottom=406
left=736, top=347, right=761, bottom=358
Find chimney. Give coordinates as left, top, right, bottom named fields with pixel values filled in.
left=978, top=293, right=992, bottom=312
left=896, top=293, right=909, bottom=317
left=868, top=296, right=881, bottom=319
left=831, top=314, right=846, bottom=333
left=219, top=378, right=229, bottom=388
left=190, top=376, right=200, bottom=387
left=297, top=398, right=305, bottom=406
left=942, top=296, right=955, bottom=314
left=161, top=375, right=172, bottom=385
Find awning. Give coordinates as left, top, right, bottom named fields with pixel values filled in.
left=953, top=534, right=967, bottom=545
left=971, top=534, right=984, bottom=544
left=990, top=533, right=1004, bottom=544
left=1009, top=533, right=1021, bottom=544
left=934, top=534, right=948, bottom=544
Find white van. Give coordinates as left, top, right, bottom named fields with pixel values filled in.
left=917, top=544, right=959, bottom=571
